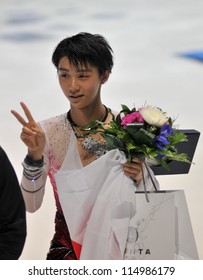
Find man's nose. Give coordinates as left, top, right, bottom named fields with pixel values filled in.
left=69, top=78, right=80, bottom=93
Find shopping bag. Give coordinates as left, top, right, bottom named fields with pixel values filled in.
left=123, top=190, right=199, bottom=260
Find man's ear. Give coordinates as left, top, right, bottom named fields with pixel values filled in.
left=101, top=70, right=110, bottom=84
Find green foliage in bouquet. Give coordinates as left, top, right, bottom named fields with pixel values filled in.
left=84, top=104, right=190, bottom=170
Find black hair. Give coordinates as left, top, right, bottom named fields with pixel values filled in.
left=52, top=32, right=114, bottom=75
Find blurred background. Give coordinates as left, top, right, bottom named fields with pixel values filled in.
left=0, top=0, right=202, bottom=259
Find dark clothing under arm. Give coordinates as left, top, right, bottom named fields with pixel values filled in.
left=0, top=146, right=26, bottom=260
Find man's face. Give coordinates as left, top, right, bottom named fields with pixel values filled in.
left=57, top=57, right=106, bottom=110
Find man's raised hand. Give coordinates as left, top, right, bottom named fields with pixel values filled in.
left=11, top=102, right=45, bottom=160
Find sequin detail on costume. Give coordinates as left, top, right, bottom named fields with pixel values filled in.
left=81, top=136, right=110, bottom=158
left=46, top=211, right=77, bottom=260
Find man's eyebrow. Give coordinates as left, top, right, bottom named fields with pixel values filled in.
left=77, top=69, right=92, bottom=73
left=58, top=67, right=92, bottom=73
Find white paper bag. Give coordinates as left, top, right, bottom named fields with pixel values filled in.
left=55, top=148, right=198, bottom=260
left=124, top=190, right=199, bottom=260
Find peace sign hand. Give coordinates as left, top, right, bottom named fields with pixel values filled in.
left=11, top=102, right=46, bottom=160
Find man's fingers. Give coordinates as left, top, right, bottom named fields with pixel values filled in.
left=20, top=102, right=36, bottom=123
left=11, top=102, right=36, bottom=126
left=22, top=126, right=36, bottom=136
left=11, top=109, right=27, bottom=126
left=131, top=158, right=142, bottom=164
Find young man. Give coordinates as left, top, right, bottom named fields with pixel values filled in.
left=11, top=32, right=158, bottom=259
left=0, top=146, right=26, bottom=259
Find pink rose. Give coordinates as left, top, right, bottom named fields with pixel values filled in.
left=121, top=111, right=144, bottom=128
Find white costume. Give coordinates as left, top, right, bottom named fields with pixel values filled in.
left=20, top=110, right=159, bottom=259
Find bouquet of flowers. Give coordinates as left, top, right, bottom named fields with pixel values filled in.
left=84, top=104, right=191, bottom=202
left=86, top=104, right=190, bottom=170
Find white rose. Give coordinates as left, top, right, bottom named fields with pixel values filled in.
left=140, top=106, right=168, bottom=127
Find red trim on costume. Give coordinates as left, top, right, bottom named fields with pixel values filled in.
left=72, top=240, right=82, bottom=259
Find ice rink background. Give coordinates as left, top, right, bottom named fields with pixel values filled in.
left=0, top=0, right=202, bottom=259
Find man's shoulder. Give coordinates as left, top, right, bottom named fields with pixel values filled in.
left=38, top=113, right=69, bottom=132
left=39, top=113, right=67, bottom=125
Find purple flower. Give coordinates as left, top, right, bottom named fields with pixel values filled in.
left=153, top=124, right=173, bottom=150
left=160, top=124, right=173, bottom=137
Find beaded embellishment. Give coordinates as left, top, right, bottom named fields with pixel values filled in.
left=81, top=136, right=110, bottom=158
left=67, top=106, right=112, bottom=164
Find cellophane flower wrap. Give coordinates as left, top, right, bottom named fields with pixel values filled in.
left=85, top=104, right=190, bottom=170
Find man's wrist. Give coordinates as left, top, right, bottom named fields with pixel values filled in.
left=24, top=154, right=44, bottom=167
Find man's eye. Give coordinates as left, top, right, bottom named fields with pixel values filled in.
left=58, top=71, right=69, bottom=78
left=79, top=74, right=89, bottom=78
